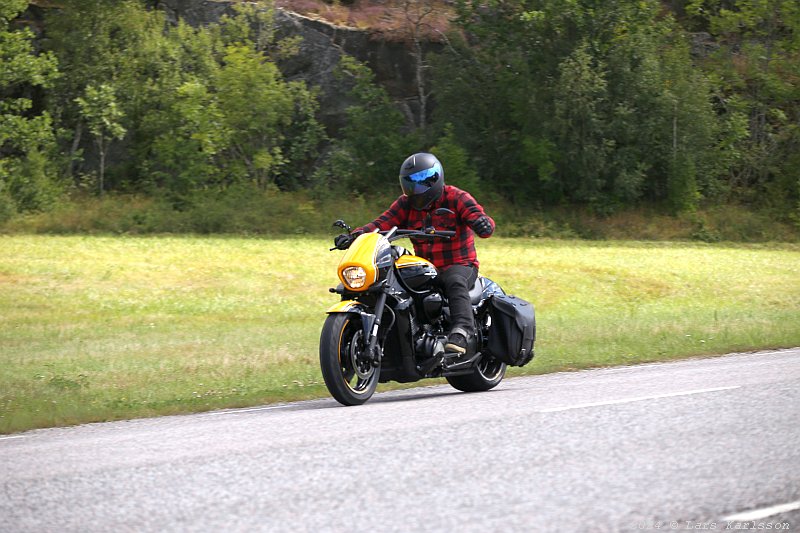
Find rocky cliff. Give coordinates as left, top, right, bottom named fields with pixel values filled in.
left=159, top=0, right=438, bottom=132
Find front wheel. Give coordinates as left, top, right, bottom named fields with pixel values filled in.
left=320, top=313, right=380, bottom=406
left=446, top=356, right=506, bottom=393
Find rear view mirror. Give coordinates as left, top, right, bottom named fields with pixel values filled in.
left=332, top=219, right=352, bottom=233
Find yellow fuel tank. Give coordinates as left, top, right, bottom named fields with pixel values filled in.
left=396, top=254, right=438, bottom=292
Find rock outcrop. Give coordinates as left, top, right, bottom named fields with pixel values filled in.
left=158, top=0, right=437, bottom=132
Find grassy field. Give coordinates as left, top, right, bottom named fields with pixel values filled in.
left=1, top=235, right=799, bottom=433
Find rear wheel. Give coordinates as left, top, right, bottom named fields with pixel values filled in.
left=446, top=356, right=506, bottom=392
left=320, top=313, right=379, bottom=405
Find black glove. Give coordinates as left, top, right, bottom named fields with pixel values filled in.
left=334, top=233, right=355, bottom=250
left=472, top=216, right=493, bottom=237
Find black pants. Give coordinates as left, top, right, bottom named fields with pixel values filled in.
left=439, top=264, right=478, bottom=336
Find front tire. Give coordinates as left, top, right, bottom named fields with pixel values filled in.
left=320, top=313, right=379, bottom=405
left=446, top=356, right=506, bottom=393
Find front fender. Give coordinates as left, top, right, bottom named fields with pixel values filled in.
left=326, top=300, right=369, bottom=314
left=326, top=300, right=376, bottom=342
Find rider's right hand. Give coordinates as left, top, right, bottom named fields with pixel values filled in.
left=334, top=233, right=354, bottom=249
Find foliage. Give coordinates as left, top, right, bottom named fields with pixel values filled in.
left=44, top=0, right=170, bottom=189
left=75, top=84, right=126, bottom=194
left=0, top=0, right=60, bottom=212
left=0, top=0, right=798, bottom=226
left=314, top=55, right=416, bottom=194
left=429, top=123, right=483, bottom=196
left=42, top=0, right=323, bottom=200
left=144, top=80, right=228, bottom=197
left=4, top=186, right=796, bottom=243
left=685, top=0, right=800, bottom=218
left=214, top=45, right=292, bottom=187
left=431, top=0, right=738, bottom=213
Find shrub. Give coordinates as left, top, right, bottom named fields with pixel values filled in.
left=0, top=190, right=16, bottom=225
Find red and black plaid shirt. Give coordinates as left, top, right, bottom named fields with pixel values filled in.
left=358, top=185, right=495, bottom=270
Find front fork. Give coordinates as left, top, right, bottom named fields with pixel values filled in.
left=329, top=270, right=396, bottom=368
left=364, top=265, right=401, bottom=367
left=363, top=290, right=388, bottom=368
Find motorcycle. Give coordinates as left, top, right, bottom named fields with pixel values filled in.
left=320, top=210, right=536, bottom=406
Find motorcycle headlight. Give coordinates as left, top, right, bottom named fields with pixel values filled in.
left=342, top=266, right=367, bottom=289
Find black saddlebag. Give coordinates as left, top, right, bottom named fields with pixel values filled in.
left=486, top=294, right=536, bottom=367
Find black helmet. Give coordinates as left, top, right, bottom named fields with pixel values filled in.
left=399, top=153, right=444, bottom=210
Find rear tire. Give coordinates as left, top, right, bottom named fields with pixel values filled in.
left=320, top=313, right=379, bottom=405
left=446, top=356, right=506, bottom=392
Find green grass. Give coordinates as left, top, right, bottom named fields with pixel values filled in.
left=1, top=235, right=799, bottom=433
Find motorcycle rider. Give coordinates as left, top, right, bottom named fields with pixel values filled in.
left=335, top=152, right=495, bottom=355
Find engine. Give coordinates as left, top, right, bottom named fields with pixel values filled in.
left=415, top=330, right=446, bottom=359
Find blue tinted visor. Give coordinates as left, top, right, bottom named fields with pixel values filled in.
left=402, top=163, right=441, bottom=195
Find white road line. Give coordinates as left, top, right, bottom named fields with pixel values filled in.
left=723, top=500, right=800, bottom=522
left=0, top=435, right=26, bottom=441
left=201, top=404, right=290, bottom=416
left=537, top=386, right=741, bottom=413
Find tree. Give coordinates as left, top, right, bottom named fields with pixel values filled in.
left=0, top=0, right=60, bottom=211
left=434, top=0, right=728, bottom=211
left=319, top=55, right=415, bottom=193
left=212, top=1, right=324, bottom=190
left=686, top=0, right=800, bottom=211
left=552, top=43, right=611, bottom=204
left=75, top=84, right=126, bottom=195
left=45, top=0, right=173, bottom=186
left=402, top=0, right=436, bottom=130
left=43, top=0, right=323, bottom=196
left=429, top=123, right=482, bottom=195
left=143, top=79, right=229, bottom=197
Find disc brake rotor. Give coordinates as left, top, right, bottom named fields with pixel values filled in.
left=349, top=330, right=374, bottom=380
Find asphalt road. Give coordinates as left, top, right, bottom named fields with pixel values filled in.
left=2, top=349, right=799, bottom=533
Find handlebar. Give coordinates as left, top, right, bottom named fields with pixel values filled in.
left=330, top=222, right=454, bottom=251
left=388, top=229, right=455, bottom=241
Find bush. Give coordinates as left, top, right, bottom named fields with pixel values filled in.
left=429, top=124, right=483, bottom=197
left=0, top=191, right=16, bottom=225
left=2, top=188, right=798, bottom=243
left=5, top=150, right=64, bottom=213
left=0, top=186, right=391, bottom=236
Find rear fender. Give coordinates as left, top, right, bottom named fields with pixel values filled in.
left=326, top=300, right=376, bottom=343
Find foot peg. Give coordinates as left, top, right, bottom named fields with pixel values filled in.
left=443, top=351, right=481, bottom=370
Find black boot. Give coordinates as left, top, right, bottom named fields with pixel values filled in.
left=445, top=329, right=468, bottom=354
